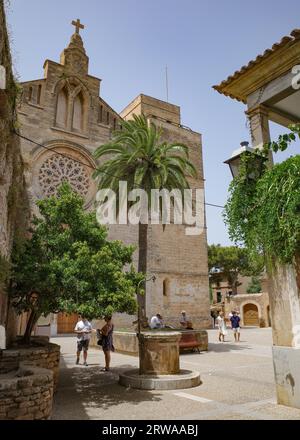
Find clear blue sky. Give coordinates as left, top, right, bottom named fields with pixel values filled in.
left=5, top=0, right=300, bottom=245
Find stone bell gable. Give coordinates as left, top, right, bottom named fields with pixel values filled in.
left=18, top=20, right=122, bottom=211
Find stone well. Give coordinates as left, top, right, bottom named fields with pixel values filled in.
left=0, top=362, right=54, bottom=420
left=0, top=338, right=60, bottom=390
left=119, top=331, right=201, bottom=390
left=90, top=329, right=208, bottom=354
left=139, top=331, right=181, bottom=375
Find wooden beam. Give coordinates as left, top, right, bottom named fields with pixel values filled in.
left=266, top=105, right=299, bottom=127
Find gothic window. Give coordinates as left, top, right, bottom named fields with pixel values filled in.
left=56, top=87, right=68, bottom=128
left=106, top=111, right=110, bottom=125
left=72, top=92, right=84, bottom=132
left=98, top=105, right=103, bottom=123
left=37, top=84, right=42, bottom=105
left=28, top=86, right=33, bottom=102
left=39, top=154, right=89, bottom=198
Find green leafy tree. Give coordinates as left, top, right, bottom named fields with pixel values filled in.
left=224, top=128, right=300, bottom=265
left=208, top=244, right=263, bottom=295
left=246, top=276, right=262, bottom=294
left=10, top=183, right=139, bottom=344
left=93, top=114, right=196, bottom=319
left=263, top=123, right=300, bottom=153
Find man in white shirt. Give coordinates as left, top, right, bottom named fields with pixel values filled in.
left=150, top=313, right=164, bottom=329
left=74, top=315, right=92, bottom=366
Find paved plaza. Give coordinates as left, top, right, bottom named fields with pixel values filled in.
left=51, top=328, right=300, bottom=420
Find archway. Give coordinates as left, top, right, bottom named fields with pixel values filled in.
left=243, top=303, right=259, bottom=326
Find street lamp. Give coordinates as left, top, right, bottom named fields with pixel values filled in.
left=224, top=141, right=267, bottom=179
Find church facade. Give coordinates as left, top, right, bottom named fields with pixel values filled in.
left=17, top=21, right=210, bottom=333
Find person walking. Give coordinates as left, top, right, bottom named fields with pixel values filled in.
left=74, top=315, right=92, bottom=366
left=230, top=310, right=241, bottom=342
left=216, top=311, right=227, bottom=342
left=101, top=316, right=114, bottom=372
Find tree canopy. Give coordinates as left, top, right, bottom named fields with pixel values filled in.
left=208, top=244, right=263, bottom=294
left=10, top=183, right=140, bottom=343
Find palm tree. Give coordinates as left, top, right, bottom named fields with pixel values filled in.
left=93, top=114, right=197, bottom=322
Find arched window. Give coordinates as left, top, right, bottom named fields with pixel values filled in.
left=163, top=279, right=170, bottom=297
left=37, top=84, right=42, bottom=105
left=106, top=111, right=110, bottom=125
left=72, top=92, right=84, bottom=132
left=56, top=87, right=68, bottom=128
left=163, top=279, right=170, bottom=307
left=28, top=86, right=33, bottom=102
left=98, top=105, right=103, bottom=123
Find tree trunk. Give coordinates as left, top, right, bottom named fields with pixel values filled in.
left=138, top=222, right=148, bottom=322
left=22, top=309, right=39, bottom=345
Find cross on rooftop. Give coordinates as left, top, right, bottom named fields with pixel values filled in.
left=71, top=19, right=84, bottom=34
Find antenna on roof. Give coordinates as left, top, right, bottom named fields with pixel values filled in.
left=165, top=65, right=169, bottom=102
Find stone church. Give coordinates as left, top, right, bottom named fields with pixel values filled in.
left=17, top=20, right=210, bottom=334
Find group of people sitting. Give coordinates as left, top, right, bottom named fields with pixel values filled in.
left=149, top=310, right=194, bottom=330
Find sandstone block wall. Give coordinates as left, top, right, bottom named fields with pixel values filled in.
left=0, top=341, right=60, bottom=389
left=0, top=362, right=54, bottom=420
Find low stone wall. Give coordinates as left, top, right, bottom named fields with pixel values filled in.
left=90, top=330, right=208, bottom=354
left=0, top=362, right=54, bottom=420
left=0, top=340, right=60, bottom=389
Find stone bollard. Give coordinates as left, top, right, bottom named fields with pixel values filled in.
left=139, top=331, right=181, bottom=375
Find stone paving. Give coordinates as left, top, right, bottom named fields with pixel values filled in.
left=51, top=328, right=300, bottom=420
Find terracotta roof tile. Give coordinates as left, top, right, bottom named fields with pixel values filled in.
left=213, top=28, right=300, bottom=101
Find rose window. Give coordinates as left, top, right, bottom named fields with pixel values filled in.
left=39, top=154, right=90, bottom=197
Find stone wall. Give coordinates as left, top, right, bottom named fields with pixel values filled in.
left=0, top=341, right=60, bottom=389
left=0, top=362, right=54, bottom=420
left=0, top=0, right=29, bottom=347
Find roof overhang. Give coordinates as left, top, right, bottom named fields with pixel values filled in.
left=213, top=29, right=300, bottom=104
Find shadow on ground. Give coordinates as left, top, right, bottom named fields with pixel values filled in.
left=207, top=343, right=253, bottom=353
left=52, top=357, right=163, bottom=420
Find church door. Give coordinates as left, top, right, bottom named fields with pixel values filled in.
left=57, top=312, right=79, bottom=334
left=243, top=304, right=259, bottom=326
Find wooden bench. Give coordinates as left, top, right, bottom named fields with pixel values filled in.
left=179, top=331, right=201, bottom=353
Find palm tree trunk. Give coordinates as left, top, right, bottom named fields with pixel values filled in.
left=138, top=223, right=148, bottom=322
